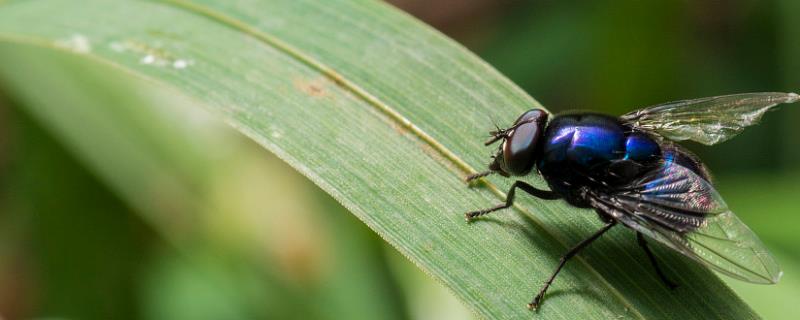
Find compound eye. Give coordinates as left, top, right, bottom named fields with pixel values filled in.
left=503, top=109, right=548, bottom=175
left=514, top=109, right=548, bottom=125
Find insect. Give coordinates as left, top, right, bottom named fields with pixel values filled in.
left=465, top=92, right=796, bottom=311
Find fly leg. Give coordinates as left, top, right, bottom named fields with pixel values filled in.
left=465, top=170, right=494, bottom=183
left=637, top=232, right=679, bottom=289
left=465, top=181, right=560, bottom=222
left=528, top=221, right=617, bottom=311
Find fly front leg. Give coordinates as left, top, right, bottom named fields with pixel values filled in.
left=465, top=170, right=494, bottom=183
left=465, top=181, right=560, bottom=222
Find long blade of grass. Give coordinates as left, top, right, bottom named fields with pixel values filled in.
left=0, top=0, right=758, bottom=318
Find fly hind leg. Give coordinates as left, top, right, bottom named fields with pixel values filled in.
left=637, top=232, right=679, bottom=289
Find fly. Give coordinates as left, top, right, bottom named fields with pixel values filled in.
left=465, top=92, right=797, bottom=310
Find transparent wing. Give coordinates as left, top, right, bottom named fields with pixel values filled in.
left=621, top=92, right=799, bottom=145
left=589, top=161, right=782, bottom=284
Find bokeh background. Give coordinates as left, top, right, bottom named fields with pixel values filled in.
left=1, top=1, right=799, bottom=319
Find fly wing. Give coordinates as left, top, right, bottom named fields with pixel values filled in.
left=588, top=161, right=782, bottom=284
left=621, top=92, right=799, bottom=145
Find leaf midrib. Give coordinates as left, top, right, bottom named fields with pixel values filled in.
left=0, top=0, right=644, bottom=317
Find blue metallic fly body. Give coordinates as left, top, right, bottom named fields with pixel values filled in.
left=465, top=92, right=797, bottom=311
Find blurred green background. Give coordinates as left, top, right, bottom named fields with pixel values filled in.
left=1, top=1, right=799, bottom=319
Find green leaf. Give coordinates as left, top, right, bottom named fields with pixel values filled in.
left=0, top=0, right=759, bottom=318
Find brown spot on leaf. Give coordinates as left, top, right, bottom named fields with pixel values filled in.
left=294, top=77, right=330, bottom=98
